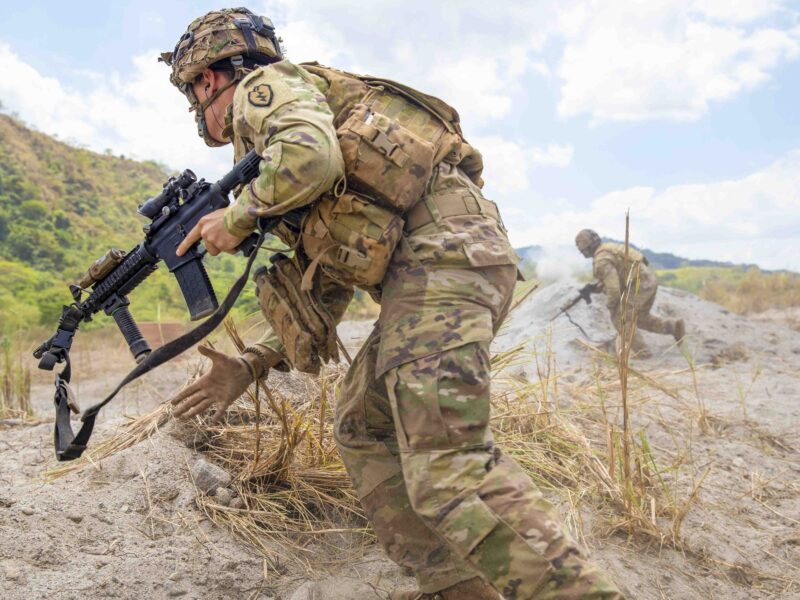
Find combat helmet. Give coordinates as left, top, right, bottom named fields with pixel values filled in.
left=575, top=229, right=601, bottom=256
left=160, top=7, right=282, bottom=146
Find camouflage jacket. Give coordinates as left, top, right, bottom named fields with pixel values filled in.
left=222, top=60, right=517, bottom=363
left=593, top=242, right=656, bottom=308
left=222, top=60, right=350, bottom=355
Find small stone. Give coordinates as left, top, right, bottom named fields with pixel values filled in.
left=168, top=571, right=182, bottom=582
left=213, top=488, right=233, bottom=507
left=120, top=504, right=131, bottom=514
left=21, top=506, right=35, bottom=516
left=732, top=457, right=746, bottom=469
left=93, top=511, right=113, bottom=525
left=289, top=581, right=322, bottom=600
left=5, top=566, right=22, bottom=581
left=191, top=459, right=232, bottom=494
left=229, top=497, right=245, bottom=510
left=21, top=450, right=43, bottom=466
left=167, top=588, right=188, bottom=597
left=67, top=512, right=84, bottom=523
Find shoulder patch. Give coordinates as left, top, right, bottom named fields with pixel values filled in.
left=235, top=71, right=300, bottom=135
left=248, top=84, right=274, bottom=107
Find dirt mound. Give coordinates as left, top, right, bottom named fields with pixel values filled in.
left=2, top=285, right=798, bottom=599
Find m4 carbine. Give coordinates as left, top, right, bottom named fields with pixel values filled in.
left=32, top=151, right=295, bottom=461
left=34, top=150, right=268, bottom=370
left=550, top=282, right=600, bottom=322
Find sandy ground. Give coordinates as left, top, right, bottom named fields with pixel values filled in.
left=1, top=284, right=798, bottom=599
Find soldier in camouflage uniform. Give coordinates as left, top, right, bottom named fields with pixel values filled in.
left=575, top=229, right=686, bottom=355
left=165, top=9, right=623, bottom=599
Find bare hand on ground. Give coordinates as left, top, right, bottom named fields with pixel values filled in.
left=170, top=345, right=253, bottom=423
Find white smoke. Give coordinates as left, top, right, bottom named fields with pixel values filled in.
left=520, top=245, right=592, bottom=283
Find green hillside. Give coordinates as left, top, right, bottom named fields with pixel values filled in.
left=0, top=114, right=261, bottom=333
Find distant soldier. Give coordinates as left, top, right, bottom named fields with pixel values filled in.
left=575, top=229, right=685, bottom=355
left=161, top=8, right=623, bottom=598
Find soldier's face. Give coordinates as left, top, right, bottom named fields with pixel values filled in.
left=191, top=69, right=235, bottom=145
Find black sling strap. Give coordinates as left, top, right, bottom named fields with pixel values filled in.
left=52, top=228, right=267, bottom=461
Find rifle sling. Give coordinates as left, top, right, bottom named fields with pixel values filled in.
left=53, top=229, right=267, bottom=462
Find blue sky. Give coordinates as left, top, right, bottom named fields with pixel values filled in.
left=1, top=0, right=799, bottom=270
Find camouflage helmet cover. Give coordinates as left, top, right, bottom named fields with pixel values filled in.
left=160, top=7, right=281, bottom=87
left=160, top=7, right=282, bottom=146
left=575, top=228, right=601, bottom=254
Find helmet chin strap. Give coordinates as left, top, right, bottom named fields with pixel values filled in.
left=203, top=84, right=229, bottom=142
left=195, top=76, right=239, bottom=146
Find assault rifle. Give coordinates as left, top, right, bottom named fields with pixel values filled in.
left=34, top=150, right=269, bottom=370
left=550, top=282, right=600, bottom=322
left=32, top=150, right=287, bottom=461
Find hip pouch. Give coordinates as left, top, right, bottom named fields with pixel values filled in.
left=254, top=253, right=339, bottom=375
left=301, top=191, right=404, bottom=289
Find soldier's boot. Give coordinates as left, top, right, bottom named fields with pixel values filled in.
left=672, top=319, right=686, bottom=342
left=390, top=577, right=501, bottom=600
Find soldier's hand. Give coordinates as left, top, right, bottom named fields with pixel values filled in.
left=170, top=345, right=254, bottom=423
left=176, top=208, right=245, bottom=257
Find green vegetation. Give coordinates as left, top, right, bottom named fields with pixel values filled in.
left=0, top=113, right=207, bottom=331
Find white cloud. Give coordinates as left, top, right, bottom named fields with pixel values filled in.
left=264, top=0, right=556, bottom=129
left=472, top=136, right=573, bottom=194
left=507, top=150, right=800, bottom=271
left=0, top=43, right=229, bottom=178
left=555, top=0, right=800, bottom=122
left=530, top=144, right=574, bottom=167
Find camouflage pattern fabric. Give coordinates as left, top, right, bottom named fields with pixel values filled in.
left=220, top=60, right=349, bottom=355
left=161, top=8, right=280, bottom=88
left=593, top=242, right=679, bottom=345
left=218, top=56, right=621, bottom=597
left=335, top=164, right=623, bottom=598
left=223, top=60, right=345, bottom=237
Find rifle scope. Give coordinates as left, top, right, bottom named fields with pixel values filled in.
left=138, top=169, right=197, bottom=219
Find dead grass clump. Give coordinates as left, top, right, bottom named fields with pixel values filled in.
left=1, top=334, right=32, bottom=419
left=491, top=347, right=704, bottom=549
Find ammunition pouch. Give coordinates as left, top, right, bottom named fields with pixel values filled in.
left=254, top=253, right=338, bottom=374
left=338, top=103, right=435, bottom=212
left=301, top=191, right=404, bottom=289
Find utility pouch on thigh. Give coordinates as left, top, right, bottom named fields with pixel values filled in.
left=338, top=103, right=435, bottom=212
left=302, top=191, right=404, bottom=288
left=254, top=253, right=338, bottom=374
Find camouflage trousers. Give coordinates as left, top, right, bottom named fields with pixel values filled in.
left=609, top=277, right=678, bottom=350
left=335, top=262, right=622, bottom=599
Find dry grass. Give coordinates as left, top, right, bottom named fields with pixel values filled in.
left=1, top=334, right=32, bottom=419
left=47, top=318, right=710, bottom=568
left=700, top=268, right=800, bottom=315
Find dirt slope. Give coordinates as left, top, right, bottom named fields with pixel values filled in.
left=2, top=285, right=798, bottom=599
